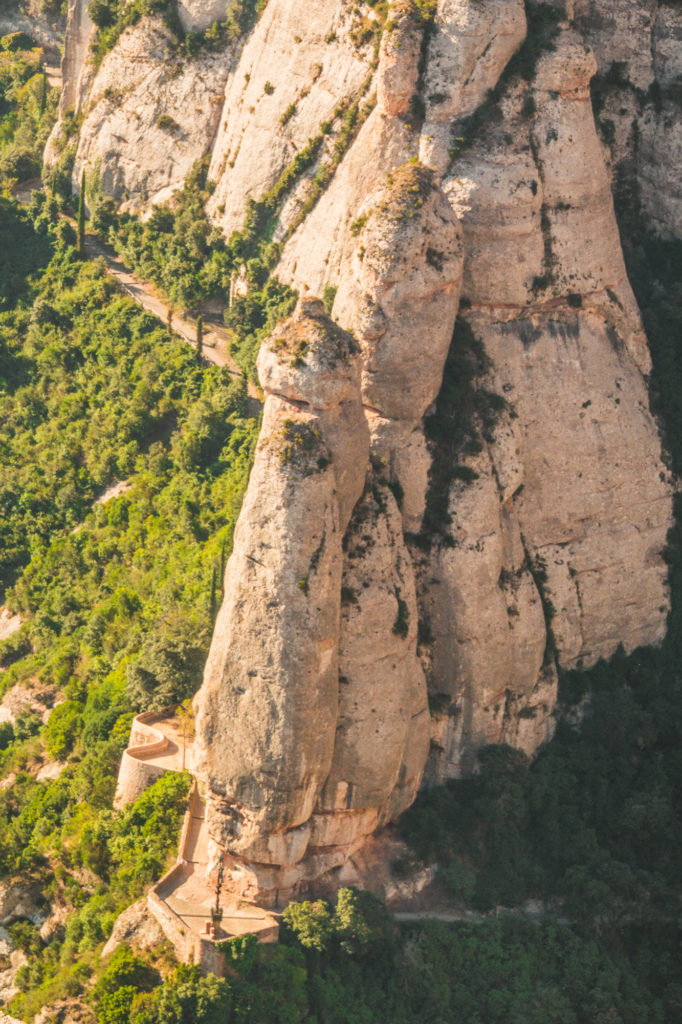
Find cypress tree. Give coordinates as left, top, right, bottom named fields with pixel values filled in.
left=196, top=314, right=203, bottom=362
left=209, top=565, right=218, bottom=621
left=38, top=74, right=47, bottom=117
left=77, top=170, right=86, bottom=256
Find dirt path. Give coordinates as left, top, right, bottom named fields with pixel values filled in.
left=83, top=235, right=263, bottom=408
left=12, top=182, right=263, bottom=411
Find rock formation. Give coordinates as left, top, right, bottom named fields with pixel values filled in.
left=71, top=16, right=231, bottom=210
left=58, top=0, right=93, bottom=116
left=572, top=0, right=682, bottom=239
left=194, top=296, right=371, bottom=900
left=206, top=0, right=378, bottom=238
left=55, top=0, right=679, bottom=900
left=43, top=0, right=94, bottom=169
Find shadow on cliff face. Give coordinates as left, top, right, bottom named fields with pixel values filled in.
left=614, top=169, right=682, bottom=476
left=395, top=138, right=682, bottom=991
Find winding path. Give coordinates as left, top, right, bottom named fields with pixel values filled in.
left=13, top=181, right=262, bottom=410
left=84, top=235, right=263, bottom=410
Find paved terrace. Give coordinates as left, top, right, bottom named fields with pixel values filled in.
left=117, top=713, right=279, bottom=961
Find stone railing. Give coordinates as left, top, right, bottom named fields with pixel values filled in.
left=113, top=711, right=174, bottom=810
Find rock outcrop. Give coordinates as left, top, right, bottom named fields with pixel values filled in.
left=71, top=17, right=231, bottom=210
left=177, top=0, right=226, bottom=33
left=59, top=0, right=93, bottom=116
left=573, top=0, right=682, bottom=238
left=60, top=0, right=677, bottom=899
left=206, top=0, right=377, bottom=239
left=416, top=23, right=672, bottom=776
left=194, top=297, right=370, bottom=901
left=43, top=0, right=94, bottom=169
left=333, top=161, right=464, bottom=531
left=101, top=899, right=166, bottom=958
left=0, top=1, right=63, bottom=53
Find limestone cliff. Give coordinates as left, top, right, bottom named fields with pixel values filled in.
left=571, top=0, right=682, bottom=239
left=0, top=1, right=63, bottom=51
left=56, top=0, right=679, bottom=900
left=43, top=0, right=94, bottom=169
left=194, top=297, right=371, bottom=901
left=72, top=16, right=231, bottom=210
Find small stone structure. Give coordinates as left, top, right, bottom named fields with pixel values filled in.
left=113, top=711, right=189, bottom=810
left=114, top=714, right=279, bottom=971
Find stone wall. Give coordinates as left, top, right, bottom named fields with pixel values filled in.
left=113, top=712, right=172, bottom=810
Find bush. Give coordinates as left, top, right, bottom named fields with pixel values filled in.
left=44, top=700, right=83, bottom=760
left=126, top=625, right=208, bottom=712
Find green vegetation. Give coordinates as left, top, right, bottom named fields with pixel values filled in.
left=0, top=0, right=66, bottom=15
left=92, top=153, right=298, bottom=382
left=279, top=891, right=661, bottom=1024
left=0, top=197, right=53, bottom=307
left=277, top=419, right=329, bottom=474
left=222, top=78, right=375, bottom=378
left=77, top=168, right=85, bottom=254
left=20, top=882, right=673, bottom=1023
left=1, top=4, right=682, bottom=1020
left=0, top=34, right=58, bottom=185
left=9, top=772, right=191, bottom=1019
left=96, top=158, right=231, bottom=314
left=0, top=197, right=258, bottom=1017
left=88, top=0, right=269, bottom=66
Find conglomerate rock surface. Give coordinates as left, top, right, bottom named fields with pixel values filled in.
left=53, top=0, right=680, bottom=901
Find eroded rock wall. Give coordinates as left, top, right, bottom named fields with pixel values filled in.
left=194, top=298, right=371, bottom=901
left=177, top=0, right=227, bottom=33
left=65, top=0, right=677, bottom=899
left=59, top=0, right=93, bottom=115
left=572, top=0, right=682, bottom=239
left=414, top=21, right=671, bottom=778
left=206, top=0, right=379, bottom=240
left=71, top=17, right=231, bottom=210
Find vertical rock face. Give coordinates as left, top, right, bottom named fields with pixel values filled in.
left=333, top=161, right=464, bottom=531
left=206, top=0, right=377, bottom=239
left=194, top=298, right=371, bottom=900
left=572, top=0, right=682, bottom=239
left=191, top=1, right=672, bottom=896
left=419, top=0, right=527, bottom=174
left=56, top=1, right=677, bottom=896
left=324, top=482, right=430, bottom=828
left=420, top=24, right=671, bottom=776
left=71, top=18, right=231, bottom=210
left=43, top=0, right=94, bottom=168
left=58, top=0, right=93, bottom=115
left=177, top=0, right=227, bottom=33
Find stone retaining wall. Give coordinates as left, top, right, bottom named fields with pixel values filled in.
left=113, top=712, right=171, bottom=809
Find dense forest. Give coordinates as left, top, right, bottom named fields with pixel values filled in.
left=2, top=14, right=682, bottom=1024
